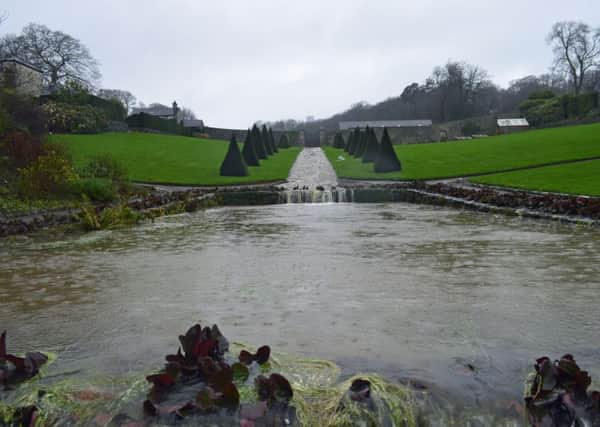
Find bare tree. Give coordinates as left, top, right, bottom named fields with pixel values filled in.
left=547, top=21, right=600, bottom=94
left=97, top=89, right=136, bottom=113
left=0, top=23, right=101, bottom=91
left=179, top=107, right=197, bottom=120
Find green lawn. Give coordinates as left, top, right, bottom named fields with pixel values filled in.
left=324, top=123, right=600, bottom=180
left=53, top=132, right=301, bottom=186
left=470, top=159, right=600, bottom=196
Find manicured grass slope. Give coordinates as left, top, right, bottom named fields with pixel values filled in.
left=54, top=133, right=301, bottom=185
left=470, top=160, right=600, bottom=196
left=324, top=123, right=600, bottom=180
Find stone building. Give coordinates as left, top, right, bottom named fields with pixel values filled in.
left=339, top=120, right=434, bottom=144
left=0, top=58, right=44, bottom=97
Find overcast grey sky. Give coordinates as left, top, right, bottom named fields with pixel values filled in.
left=2, top=0, right=600, bottom=127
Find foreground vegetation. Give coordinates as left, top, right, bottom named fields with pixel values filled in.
left=471, top=159, right=600, bottom=196
left=56, top=133, right=301, bottom=186
left=324, top=123, right=600, bottom=181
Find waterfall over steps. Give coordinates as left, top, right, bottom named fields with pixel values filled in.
left=281, top=148, right=351, bottom=204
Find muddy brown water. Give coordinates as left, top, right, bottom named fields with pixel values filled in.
left=1, top=203, right=600, bottom=421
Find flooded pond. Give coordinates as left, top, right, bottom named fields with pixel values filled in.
left=1, top=203, right=600, bottom=421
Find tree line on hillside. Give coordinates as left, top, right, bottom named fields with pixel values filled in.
left=266, top=21, right=600, bottom=131
left=220, top=125, right=291, bottom=177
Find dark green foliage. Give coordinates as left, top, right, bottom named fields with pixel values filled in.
left=347, top=129, right=359, bottom=155
left=361, top=128, right=379, bottom=163
left=374, top=128, right=402, bottom=173
left=461, top=120, right=481, bottom=136
left=71, top=178, right=117, bottom=202
left=220, top=135, right=248, bottom=176
left=269, top=128, right=278, bottom=153
left=520, top=91, right=599, bottom=126
left=251, top=125, right=267, bottom=159
left=81, top=154, right=128, bottom=182
left=126, top=113, right=192, bottom=136
left=333, top=132, right=345, bottom=148
left=43, top=101, right=109, bottom=133
left=354, top=127, right=368, bottom=158
left=278, top=133, right=290, bottom=148
left=528, top=90, right=556, bottom=100
left=343, top=132, right=352, bottom=152
left=40, top=81, right=127, bottom=121
left=242, top=129, right=259, bottom=166
left=261, top=125, right=273, bottom=155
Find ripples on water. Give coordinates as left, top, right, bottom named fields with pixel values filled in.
left=1, top=203, right=600, bottom=420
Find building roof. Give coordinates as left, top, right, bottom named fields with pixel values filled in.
left=182, top=119, right=204, bottom=128
left=131, top=105, right=175, bottom=117
left=0, top=57, right=44, bottom=73
left=339, top=120, right=432, bottom=130
left=497, top=118, right=529, bottom=127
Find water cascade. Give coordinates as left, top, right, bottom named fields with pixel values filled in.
left=281, top=147, right=352, bottom=203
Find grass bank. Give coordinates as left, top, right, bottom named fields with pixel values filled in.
left=470, top=159, right=600, bottom=196
left=54, top=132, right=301, bottom=186
left=324, top=123, right=600, bottom=180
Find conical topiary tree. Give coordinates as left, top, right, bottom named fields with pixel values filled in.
left=252, top=125, right=267, bottom=159
left=261, top=125, right=273, bottom=156
left=220, top=135, right=249, bottom=176
left=361, top=127, right=379, bottom=163
left=278, top=133, right=290, bottom=148
left=333, top=132, right=345, bottom=148
left=242, top=128, right=259, bottom=166
left=343, top=131, right=353, bottom=153
left=269, top=128, right=278, bottom=153
left=354, top=127, right=368, bottom=158
left=374, top=127, right=402, bottom=172
left=348, top=129, right=359, bottom=155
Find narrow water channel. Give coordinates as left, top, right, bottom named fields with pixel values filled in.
left=1, top=203, right=599, bottom=422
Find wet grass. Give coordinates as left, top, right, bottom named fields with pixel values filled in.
left=53, top=132, right=301, bottom=186
left=470, top=159, right=600, bottom=196
left=323, top=123, right=600, bottom=181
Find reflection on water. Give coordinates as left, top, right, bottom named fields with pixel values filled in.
left=1, top=203, right=600, bottom=419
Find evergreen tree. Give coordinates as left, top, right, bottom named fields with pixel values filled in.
left=278, top=133, right=290, bottom=148
left=361, top=127, right=379, bottom=163
left=261, top=124, right=273, bottom=156
left=354, top=127, right=368, bottom=158
left=343, top=131, right=352, bottom=152
left=252, top=125, right=267, bottom=159
left=333, top=132, right=345, bottom=148
left=374, top=127, right=402, bottom=172
left=242, top=128, right=259, bottom=166
left=220, top=135, right=249, bottom=176
left=348, top=129, right=359, bottom=155
left=269, top=127, right=278, bottom=153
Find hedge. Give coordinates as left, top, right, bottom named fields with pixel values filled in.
left=126, top=113, right=192, bottom=136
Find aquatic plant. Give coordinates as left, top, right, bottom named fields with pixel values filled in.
left=524, top=354, right=600, bottom=426
left=0, top=331, right=48, bottom=389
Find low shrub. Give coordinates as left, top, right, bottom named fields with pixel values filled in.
left=81, top=154, right=128, bottom=183
left=125, top=113, right=191, bottom=136
left=18, top=148, right=78, bottom=198
left=4, top=131, right=44, bottom=168
left=71, top=178, right=117, bottom=203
